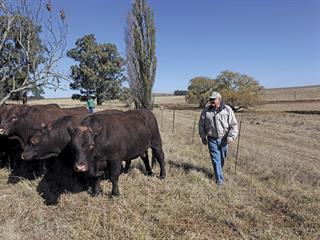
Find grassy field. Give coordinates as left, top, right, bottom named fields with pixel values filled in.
left=263, top=85, right=320, bottom=102
left=0, top=94, right=319, bottom=239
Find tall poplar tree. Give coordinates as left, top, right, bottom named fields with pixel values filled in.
left=125, top=0, right=157, bottom=109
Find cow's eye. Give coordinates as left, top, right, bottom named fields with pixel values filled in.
left=89, top=143, right=94, bottom=149
left=31, top=138, right=40, bottom=145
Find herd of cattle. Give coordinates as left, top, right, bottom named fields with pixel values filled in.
left=0, top=104, right=166, bottom=201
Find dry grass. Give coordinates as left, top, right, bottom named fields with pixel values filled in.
left=263, top=85, right=320, bottom=102
left=154, top=96, right=186, bottom=105
left=257, top=101, right=320, bottom=112
left=0, top=96, right=319, bottom=239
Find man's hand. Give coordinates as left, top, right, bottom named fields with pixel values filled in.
left=201, top=137, right=207, bottom=145
left=227, top=137, right=233, bottom=144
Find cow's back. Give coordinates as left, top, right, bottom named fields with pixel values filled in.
left=82, top=109, right=162, bottom=161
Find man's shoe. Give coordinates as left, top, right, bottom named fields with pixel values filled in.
left=217, top=181, right=224, bottom=186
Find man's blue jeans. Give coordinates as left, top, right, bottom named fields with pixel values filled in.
left=207, top=136, right=228, bottom=184
left=88, top=107, right=94, bottom=114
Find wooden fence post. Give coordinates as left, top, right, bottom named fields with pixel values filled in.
left=192, top=114, right=197, bottom=143
left=172, top=108, right=176, bottom=133
left=160, top=106, right=164, bottom=129
left=235, top=120, right=242, bottom=174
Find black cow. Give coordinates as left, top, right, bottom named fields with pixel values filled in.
left=21, top=109, right=121, bottom=160
left=71, top=109, right=166, bottom=196
left=20, top=109, right=149, bottom=173
left=0, top=105, right=87, bottom=147
left=0, top=105, right=87, bottom=182
left=0, top=104, right=60, bottom=167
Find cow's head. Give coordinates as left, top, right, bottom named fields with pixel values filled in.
left=21, top=122, right=66, bottom=161
left=71, top=124, right=101, bottom=175
left=0, top=106, right=27, bottom=136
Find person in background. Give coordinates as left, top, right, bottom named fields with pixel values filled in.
left=87, top=96, right=95, bottom=114
left=198, top=91, right=238, bottom=186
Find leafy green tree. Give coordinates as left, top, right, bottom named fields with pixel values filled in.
left=185, top=76, right=217, bottom=107
left=125, top=0, right=157, bottom=109
left=186, top=72, right=263, bottom=110
left=119, top=87, right=133, bottom=107
left=0, top=0, right=67, bottom=105
left=216, top=70, right=263, bottom=111
left=0, top=15, right=43, bottom=103
left=67, top=34, right=125, bottom=105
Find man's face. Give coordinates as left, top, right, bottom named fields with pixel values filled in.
left=210, top=97, right=221, bottom=108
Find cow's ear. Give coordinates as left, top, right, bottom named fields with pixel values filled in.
left=66, top=121, right=77, bottom=136
left=89, top=119, right=103, bottom=136
left=90, top=126, right=102, bottom=137
left=66, top=125, right=75, bottom=136
left=47, top=122, right=52, bottom=131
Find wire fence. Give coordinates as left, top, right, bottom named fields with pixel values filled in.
left=152, top=107, right=320, bottom=173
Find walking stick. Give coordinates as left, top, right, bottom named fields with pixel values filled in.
left=234, top=120, right=242, bottom=174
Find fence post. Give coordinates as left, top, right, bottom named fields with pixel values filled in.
left=160, top=106, right=164, bottom=129
left=234, top=120, right=242, bottom=174
left=192, top=114, right=197, bottom=143
left=172, top=108, right=176, bottom=133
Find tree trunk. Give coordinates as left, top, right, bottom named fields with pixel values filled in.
left=22, top=92, right=27, bottom=105
left=96, top=96, right=102, bottom=106
left=134, top=99, right=142, bottom=109
left=141, top=100, right=152, bottom=110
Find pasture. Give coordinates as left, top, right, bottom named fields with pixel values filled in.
left=0, top=93, right=319, bottom=239
left=262, top=84, right=320, bottom=102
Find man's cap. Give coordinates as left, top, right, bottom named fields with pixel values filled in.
left=209, top=91, right=222, bottom=99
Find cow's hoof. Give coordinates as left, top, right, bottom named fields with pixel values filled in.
left=111, top=194, right=120, bottom=199
left=146, top=171, right=154, bottom=176
left=91, top=191, right=102, bottom=197
left=89, top=189, right=102, bottom=197
left=7, top=177, right=20, bottom=184
left=121, top=166, right=130, bottom=174
left=157, top=175, right=166, bottom=180
left=111, top=190, right=120, bottom=197
left=106, top=193, right=120, bottom=199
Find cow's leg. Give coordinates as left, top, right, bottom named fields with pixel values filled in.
left=123, top=160, right=131, bottom=173
left=90, top=177, right=102, bottom=197
left=109, top=161, right=121, bottom=196
left=152, top=145, right=166, bottom=179
left=141, top=151, right=153, bottom=176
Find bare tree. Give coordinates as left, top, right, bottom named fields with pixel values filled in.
left=125, top=0, right=157, bottom=110
left=0, top=0, right=67, bottom=105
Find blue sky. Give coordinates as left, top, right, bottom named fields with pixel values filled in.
left=45, top=0, right=320, bottom=98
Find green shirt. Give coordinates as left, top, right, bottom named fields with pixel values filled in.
left=87, top=98, right=95, bottom=108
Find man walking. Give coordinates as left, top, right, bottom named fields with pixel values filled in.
left=198, top=91, right=238, bottom=186
left=87, top=96, right=95, bottom=114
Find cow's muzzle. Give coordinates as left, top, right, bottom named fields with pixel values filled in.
left=21, top=153, right=33, bottom=161
left=0, top=128, right=6, bottom=135
left=74, top=162, right=88, bottom=172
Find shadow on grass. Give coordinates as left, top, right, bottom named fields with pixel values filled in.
left=168, top=160, right=214, bottom=179
left=36, top=156, right=90, bottom=205
left=0, top=138, right=47, bottom=184
left=37, top=155, right=152, bottom=205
